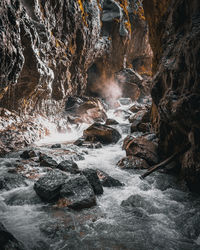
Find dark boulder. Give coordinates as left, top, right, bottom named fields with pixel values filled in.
left=83, top=123, right=121, bottom=145
left=82, top=168, right=103, bottom=195
left=60, top=175, right=96, bottom=209
left=34, top=170, right=68, bottom=202
left=117, top=156, right=150, bottom=170
left=0, top=173, right=27, bottom=191
left=20, top=149, right=37, bottom=159
left=57, top=160, right=79, bottom=174
left=105, top=118, right=119, bottom=126
left=0, top=222, right=25, bottom=250
left=39, top=153, right=57, bottom=168
left=97, top=169, right=124, bottom=187
left=51, top=144, right=61, bottom=149
left=123, top=136, right=158, bottom=165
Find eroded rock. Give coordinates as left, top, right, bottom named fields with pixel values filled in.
left=97, top=169, right=124, bottom=187
left=83, top=123, right=121, bottom=145
left=57, top=160, right=79, bottom=174
left=82, top=168, right=103, bottom=195
left=60, top=175, right=96, bottom=209
left=123, top=136, right=158, bottom=165
left=34, top=170, right=68, bottom=202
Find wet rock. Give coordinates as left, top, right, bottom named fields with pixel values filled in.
left=82, top=168, right=103, bottom=195
left=97, top=169, right=124, bottom=187
left=105, top=118, right=119, bottom=126
left=20, top=149, right=37, bottom=159
left=121, top=194, right=157, bottom=214
left=34, top=170, right=68, bottom=202
left=117, top=156, right=150, bottom=170
left=60, top=175, right=96, bottom=209
left=129, top=103, right=146, bottom=113
left=57, top=160, right=79, bottom=174
left=73, top=137, right=85, bottom=147
left=39, top=154, right=57, bottom=168
left=65, top=96, right=107, bottom=124
left=0, top=222, right=25, bottom=250
left=51, top=144, right=61, bottom=149
left=83, top=123, right=121, bottom=145
left=131, top=122, right=150, bottom=133
left=123, top=136, right=158, bottom=165
left=118, top=98, right=132, bottom=106
left=0, top=173, right=27, bottom=191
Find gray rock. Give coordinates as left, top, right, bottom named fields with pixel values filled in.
left=57, top=160, right=79, bottom=174
left=39, top=154, right=57, bottom=168
left=82, top=168, right=103, bottom=195
left=97, top=169, right=124, bottom=187
left=60, top=175, right=96, bottom=209
left=34, top=170, right=68, bottom=202
left=0, top=173, right=27, bottom=191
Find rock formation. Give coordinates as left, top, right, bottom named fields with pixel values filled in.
left=143, top=0, right=200, bottom=192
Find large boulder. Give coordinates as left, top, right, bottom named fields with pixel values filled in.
left=117, top=156, right=150, bottom=170
left=60, top=175, right=96, bottom=209
left=65, top=96, right=107, bottom=124
left=123, top=136, right=158, bottom=165
left=96, top=169, right=124, bottom=187
left=20, top=149, right=37, bottom=159
left=82, top=168, right=103, bottom=195
left=129, top=108, right=151, bottom=133
left=83, top=123, right=121, bottom=145
left=34, top=170, right=68, bottom=202
left=0, top=222, right=25, bottom=250
left=57, top=160, right=79, bottom=174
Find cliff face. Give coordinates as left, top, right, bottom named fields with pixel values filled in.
left=143, top=0, right=200, bottom=192
left=0, top=0, right=151, bottom=114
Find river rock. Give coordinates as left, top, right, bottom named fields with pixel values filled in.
left=39, top=153, right=57, bottom=168
left=57, top=160, right=79, bottom=174
left=0, top=222, right=25, bottom=250
left=123, top=136, right=158, bottom=165
left=60, top=175, right=96, bottom=209
left=131, top=122, right=150, bottom=133
left=34, top=170, right=68, bottom=202
left=117, top=156, right=150, bottom=170
left=83, top=123, right=121, bottom=145
left=0, top=173, right=27, bottom=191
left=82, top=168, right=103, bottom=195
left=96, top=170, right=124, bottom=187
left=51, top=144, right=61, bottom=149
left=65, top=96, right=107, bottom=124
left=20, top=149, right=37, bottom=159
left=105, top=118, right=119, bottom=126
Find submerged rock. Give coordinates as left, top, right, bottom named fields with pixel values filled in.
left=105, top=118, right=119, bottom=126
left=51, top=144, right=61, bottom=149
left=39, top=154, right=57, bottom=168
left=83, top=123, right=121, bottom=145
left=117, top=156, right=150, bottom=170
left=60, top=175, right=96, bottom=209
left=20, top=149, right=37, bottom=159
left=82, top=168, right=103, bottom=195
left=97, top=169, right=124, bottom=187
left=34, top=170, right=68, bottom=202
left=123, top=136, right=158, bottom=165
left=0, top=173, right=27, bottom=191
left=0, top=222, right=25, bottom=250
left=57, top=160, right=79, bottom=174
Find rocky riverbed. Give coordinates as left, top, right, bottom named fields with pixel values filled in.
left=1, top=97, right=200, bottom=250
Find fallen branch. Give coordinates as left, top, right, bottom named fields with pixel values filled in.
left=140, top=144, right=191, bottom=179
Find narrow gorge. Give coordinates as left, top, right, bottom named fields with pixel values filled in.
left=0, top=0, right=200, bottom=249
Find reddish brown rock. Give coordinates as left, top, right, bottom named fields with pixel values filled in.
left=83, top=123, right=121, bottom=145
left=123, top=136, right=158, bottom=165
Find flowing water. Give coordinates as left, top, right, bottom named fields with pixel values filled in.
left=1, top=99, right=200, bottom=250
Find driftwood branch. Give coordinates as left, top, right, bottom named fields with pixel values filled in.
left=140, top=144, right=191, bottom=179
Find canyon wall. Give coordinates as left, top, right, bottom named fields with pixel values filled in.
left=143, top=0, right=200, bottom=192
left=0, top=0, right=151, bottom=114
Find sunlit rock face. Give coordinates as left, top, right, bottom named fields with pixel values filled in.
left=143, top=0, right=200, bottom=192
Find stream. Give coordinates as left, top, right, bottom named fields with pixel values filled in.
left=1, top=99, right=200, bottom=250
